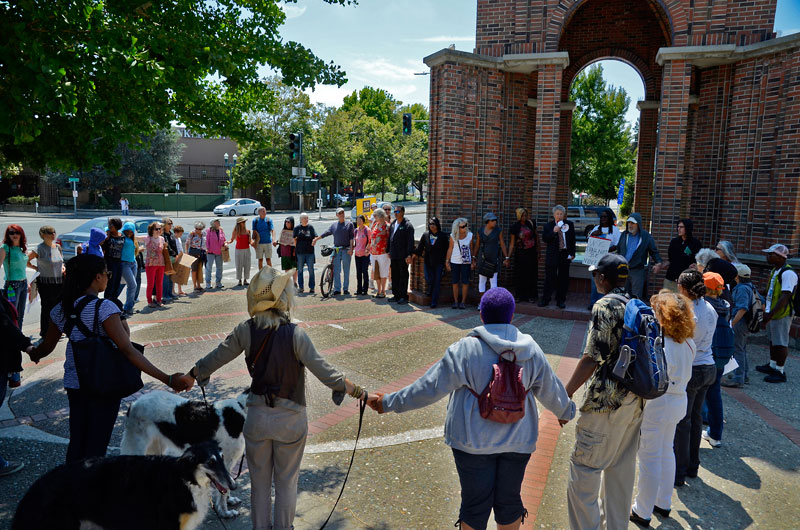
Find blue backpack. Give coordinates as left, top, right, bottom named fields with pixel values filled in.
left=605, top=294, right=669, bottom=400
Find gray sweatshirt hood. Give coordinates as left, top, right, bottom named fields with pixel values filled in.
left=469, top=324, right=536, bottom=361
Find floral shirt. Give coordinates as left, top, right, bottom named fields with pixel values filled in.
left=580, top=287, right=634, bottom=413
left=144, top=236, right=165, bottom=267
left=354, top=226, right=371, bottom=257
left=370, top=223, right=389, bottom=255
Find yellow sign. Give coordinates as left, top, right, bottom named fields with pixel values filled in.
left=356, top=197, right=376, bottom=220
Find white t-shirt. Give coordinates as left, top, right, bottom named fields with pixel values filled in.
left=691, top=299, right=717, bottom=366
left=589, top=224, right=621, bottom=246
left=450, top=232, right=473, bottom=265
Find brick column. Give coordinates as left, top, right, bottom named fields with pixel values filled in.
left=532, top=64, right=563, bottom=222
left=651, top=61, right=692, bottom=258
left=633, top=100, right=660, bottom=228
left=557, top=101, right=576, bottom=206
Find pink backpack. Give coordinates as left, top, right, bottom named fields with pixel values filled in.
left=469, top=350, right=528, bottom=423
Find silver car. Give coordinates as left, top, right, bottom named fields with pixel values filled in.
left=58, top=216, right=161, bottom=259
left=212, top=198, right=262, bottom=216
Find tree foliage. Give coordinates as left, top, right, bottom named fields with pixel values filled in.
left=44, top=129, right=183, bottom=199
left=0, top=0, right=354, bottom=171
left=342, top=87, right=400, bottom=125
left=569, top=64, right=636, bottom=202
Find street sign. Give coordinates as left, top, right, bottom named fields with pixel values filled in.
left=68, top=177, right=80, bottom=183
left=291, top=167, right=306, bottom=177
left=72, top=190, right=78, bottom=198
left=316, top=198, right=323, bottom=208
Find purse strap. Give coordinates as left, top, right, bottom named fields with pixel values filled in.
left=247, top=325, right=276, bottom=373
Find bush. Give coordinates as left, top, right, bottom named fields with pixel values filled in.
left=6, top=195, right=40, bottom=205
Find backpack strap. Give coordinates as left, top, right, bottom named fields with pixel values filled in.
left=604, top=293, right=629, bottom=305
left=65, top=296, right=98, bottom=338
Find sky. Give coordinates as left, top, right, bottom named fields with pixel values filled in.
left=278, top=0, right=800, bottom=127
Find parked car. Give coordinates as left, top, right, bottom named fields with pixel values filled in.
left=212, top=198, right=262, bottom=216
left=327, top=193, right=349, bottom=207
left=567, top=205, right=603, bottom=239
left=350, top=200, right=392, bottom=222
left=58, top=216, right=161, bottom=259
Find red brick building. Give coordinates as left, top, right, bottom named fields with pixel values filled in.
left=419, top=0, right=799, bottom=298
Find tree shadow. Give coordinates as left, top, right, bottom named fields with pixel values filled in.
left=298, top=465, right=347, bottom=494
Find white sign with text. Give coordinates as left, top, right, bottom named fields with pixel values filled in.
left=583, top=236, right=612, bottom=267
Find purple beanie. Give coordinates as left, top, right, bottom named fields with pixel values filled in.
left=479, top=287, right=515, bottom=324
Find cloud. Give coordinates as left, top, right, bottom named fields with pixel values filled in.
left=304, top=84, right=353, bottom=107
left=283, top=5, right=307, bottom=19
left=350, top=58, right=418, bottom=82
left=409, top=36, right=475, bottom=43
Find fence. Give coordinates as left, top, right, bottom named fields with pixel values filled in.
left=126, top=193, right=226, bottom=212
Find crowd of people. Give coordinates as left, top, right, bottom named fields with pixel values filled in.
left=0, top=204, right=796, bottom=530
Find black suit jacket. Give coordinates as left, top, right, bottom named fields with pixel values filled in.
left=388, top=218, right=415, bottom=259
left=542, top=219, right=576, bottom=265
left=414, top=230, right=449, bottom=268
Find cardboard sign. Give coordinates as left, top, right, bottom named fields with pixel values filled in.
left=172, top=253, right=196, bottom=286
left=279, top=229, right=295, bottom=246
left=583, top=236, right=612, bottom=267
left=357, top=197, right=375, bottom=220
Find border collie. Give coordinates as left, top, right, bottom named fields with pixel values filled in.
left=120, top=388, right=249, bottom=517
left=12, top=441, right=235, bottom=530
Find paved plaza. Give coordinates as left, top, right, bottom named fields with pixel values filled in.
left=0, top=228, right=799, bottom=528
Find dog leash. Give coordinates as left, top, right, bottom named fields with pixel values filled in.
left=318, top=393, right=367, bottom=529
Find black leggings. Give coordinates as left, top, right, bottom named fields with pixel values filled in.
left=66, top=389, right=121, bottom=464
left=355, top=256, right=370, bottom=293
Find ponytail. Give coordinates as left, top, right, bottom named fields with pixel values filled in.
left=62, top=254, right=106, bottom=311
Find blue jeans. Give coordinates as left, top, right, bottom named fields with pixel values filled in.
left=297, top=253, right=315, bottom=289
left=332, top=249, right=351, bottom=292
left=731, top=320, right=749, bottom=384
left=4, top=280, right=28, bottom=328
left=205, top=253, right=223, bottom=287
left=705, top=366, right=725, bottom=440
left=162, top=263, right=174, bottom=298
left=119, top=261, right=138, bottom=312
left=425, top=263, right=444, bottom=306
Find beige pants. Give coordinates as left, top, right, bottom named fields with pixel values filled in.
left=244, top=402, right=308, bottom=530
left=567, top=393, right=644, bottom=530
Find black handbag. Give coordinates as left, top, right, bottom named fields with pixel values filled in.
left=67, top=296, right=144, bottom=399
left=477, top=245, right=498, bottom=277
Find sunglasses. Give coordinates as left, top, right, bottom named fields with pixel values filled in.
left=8, top=231, right=19, bottom=236
left=459, top=224, right=467, bottom=229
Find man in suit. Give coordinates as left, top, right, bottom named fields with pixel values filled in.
left=539, top=205, right=576, bottom=309
left=388, top=205, right=415, bottom=305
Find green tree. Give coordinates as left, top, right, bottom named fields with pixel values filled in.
left=1, top=0, right=354, bottom=171
left=569, top=64, right=636, bottom=202
left=342, top=87, right=400, bottom=125
left=45, top=129, right=183, bottom=201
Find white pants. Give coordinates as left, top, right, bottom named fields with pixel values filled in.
left=235, top=248, right=251, bottom=281
left=632, top=392, right=687, bottom=518
left=478, top=272, right=498, bottom=293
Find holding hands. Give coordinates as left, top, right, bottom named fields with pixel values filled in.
left=168, top=373, right=194, bottom=392
left=366, top=391, right=385, bottom=414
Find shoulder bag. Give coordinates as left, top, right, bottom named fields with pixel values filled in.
left=67, top=296, right=144, bottom=399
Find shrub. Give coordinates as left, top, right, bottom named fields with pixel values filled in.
left=6, top=195, right=40, bottom=205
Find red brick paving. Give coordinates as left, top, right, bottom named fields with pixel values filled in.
left=723, top=387, right=800, bottom=447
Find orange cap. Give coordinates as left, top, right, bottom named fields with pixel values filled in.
left=703, top=272, right=725, bottom=290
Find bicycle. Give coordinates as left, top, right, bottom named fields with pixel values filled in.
left=319, top=245, right=343, bottom=298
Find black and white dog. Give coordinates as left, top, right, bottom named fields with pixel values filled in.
left=120, top=388, right=249, bottom=517
left=13, top=441, right=235, bottom=530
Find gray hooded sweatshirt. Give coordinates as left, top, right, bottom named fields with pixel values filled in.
left=382, top=324, right=576, bottom=455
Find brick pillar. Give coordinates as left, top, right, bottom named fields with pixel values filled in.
left=651, top=61, right=692, bottom=258
left=532, top=64, right=563, bottom=222
left=633, top=100, right=659, bottom=228
left=557, top=101, right=576, bottom=206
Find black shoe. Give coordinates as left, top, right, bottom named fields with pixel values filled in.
left=764, top=371, right=787, bottom=383
left=653, top=506, right=671, bottom=518
left=537, top=299, right=549, bottom=307
left=557, top=301, right=566, bottom=309
left=309, top=289, right=315, bottom=294
left=333, top=291, right=341, bottom=296
left=430, top=303, right=437, bottom=309
left=686, top=469, right=698, bottom=478
left=397, top=298, right=408, bottom=305
left=630, top=511, right=651, bottom=528
left=674, top=478, right=685, bottom=488
left=343, top=290, right=350, bottom=295
left=451, top=303, right=459, bottom=309
left=756, top=363, right=779, bottom=375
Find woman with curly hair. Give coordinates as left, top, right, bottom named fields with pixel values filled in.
left=672, top=269, right=717, bottom=488
left=631, top=290, right=696, bottom=526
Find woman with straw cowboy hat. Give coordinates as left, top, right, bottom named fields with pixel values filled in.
left=175, top=266, right=366, bottom=530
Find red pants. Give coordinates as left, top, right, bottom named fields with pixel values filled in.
left=146, top=266, right=164, bottom=303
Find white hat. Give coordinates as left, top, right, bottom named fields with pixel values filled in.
left=336, top=207, right=345, bottom=214
left=246, top=267, right=295, bottom=316
left=762, top=244, right=789, bottom=259
left=735, top=263, right=751, bottom=278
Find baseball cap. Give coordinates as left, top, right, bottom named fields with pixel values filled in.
left=762, top=243, right=789, bottom=258
left=703, top=272, right=725, bottom=291
left=336, top=207, right=345, bottom=214
left=589, top=254, right=629, bottom=282
left=483, top=212, right=498, bottom=222
left=626, top=216, right=638, bottom=224
left=734, top=263, right=751, bottom=278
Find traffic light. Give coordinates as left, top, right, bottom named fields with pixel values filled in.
left=402, top=113, right=412, bottom=136
left=288, top=132, right=302, bottom=162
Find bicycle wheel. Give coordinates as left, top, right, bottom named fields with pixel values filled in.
left=320, top=265, right=334, bottom=298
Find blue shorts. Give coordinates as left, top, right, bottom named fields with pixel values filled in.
left=451, top=262, right=472, bottom=285
left=451, top=448, right=531, bottom=530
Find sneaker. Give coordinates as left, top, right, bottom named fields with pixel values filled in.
left=297, top=287, right=304, bottom=293
left=458, top=302, right=466, bottom=309
left=629, top=510, right=651, bottom=528
left=702, top=430, right=721, bottom=448
left=0, top=460, right=24, bottom=477
left=764, top=371, right=787, bottom=383
left=756, top=363, right=779, bottom=375
left=216, top=284, right=223, bottom=289
left=451, top=303, right=459, bottom=309
left=721, top=378, right=743, bottom=388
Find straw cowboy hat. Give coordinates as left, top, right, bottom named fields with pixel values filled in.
left=247, top=266, right=295, bottom=315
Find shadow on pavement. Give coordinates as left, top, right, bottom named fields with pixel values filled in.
left=676, top=476, right=752, bottom=529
